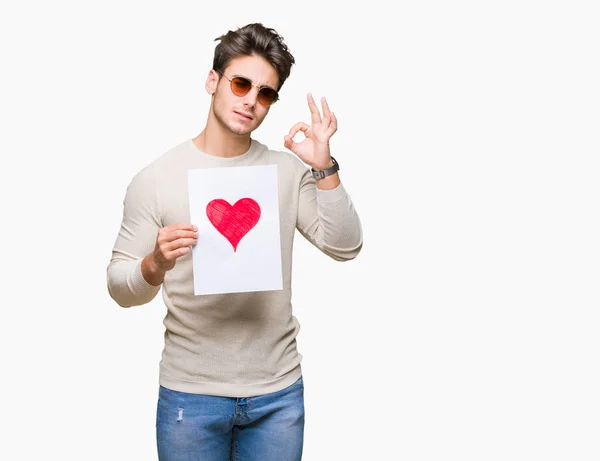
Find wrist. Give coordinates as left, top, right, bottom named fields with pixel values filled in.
left=311, top=157, right=334, bottom=171
left=142, top=254, right=166, bottom=286
left=311, top=156, right=339, bottom=180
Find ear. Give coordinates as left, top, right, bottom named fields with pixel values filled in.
left=205, top=69, right=219, bottom=95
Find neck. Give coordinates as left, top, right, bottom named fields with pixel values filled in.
left=192, top=112, right=252, bottom=158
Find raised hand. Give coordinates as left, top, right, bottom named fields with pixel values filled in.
left=283, top=93, right=338, bottom=170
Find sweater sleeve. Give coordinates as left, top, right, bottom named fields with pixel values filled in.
left=296, top=167, right=363, bottom=261
left=106, top=166, right=162, bottom=307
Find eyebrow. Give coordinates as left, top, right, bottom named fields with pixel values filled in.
left=231, top=74, right=277, bottom=92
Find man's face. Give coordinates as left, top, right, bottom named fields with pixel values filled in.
left=208, top=54, right=279, bottom=137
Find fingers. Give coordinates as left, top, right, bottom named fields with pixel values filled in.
left=320, top=96, right=331, bottom=119
left=326, top=111, right=338, bottom=136
left=307, top=93, right=321, bottom=125
left=164, top=229, right=197, bottom=244
left=283, top=135, right=296, bottom=151
left=284, top=121, right=310, bottom=151
left=166, top=223, right=197, bottom=231
left=287, top=122, right=310, bottom=139
left=163, top=237, right=198, bottom=252
left=288, top=95, right=337, bottom=150
left=307, top=94, right=336, bottom=130
left=160, top=244, right=192, bottom=264
left=154, top=223, right=198, bottom=271
left=159, top=224, right=198, bottom=243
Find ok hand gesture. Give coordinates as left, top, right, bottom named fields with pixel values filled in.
left=283, top=93, right=338, bottom=170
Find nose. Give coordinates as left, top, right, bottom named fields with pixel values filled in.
left=242, top=88, right=260, bottom=108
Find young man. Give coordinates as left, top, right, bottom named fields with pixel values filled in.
left=107, top=23, right=362, bottom=461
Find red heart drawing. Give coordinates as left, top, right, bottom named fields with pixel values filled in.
left=206, top=198, right=261, bottom=252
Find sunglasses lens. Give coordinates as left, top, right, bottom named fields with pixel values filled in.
left=227, top=75, right=279, bottom=105
left=231, top=77, right=252, bottom=96
left=258, top=87, right=279, bottom=106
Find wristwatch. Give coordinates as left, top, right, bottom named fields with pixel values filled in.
left=311, top=157, right=339, bottom=180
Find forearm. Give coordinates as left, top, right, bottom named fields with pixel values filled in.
left=315, top=172, right=340, bottom=190
left=317, top=185, right=362, bottom=256
left=298, top=179, right=363, bottom=261
left=107, top=165, right=166, bottom=307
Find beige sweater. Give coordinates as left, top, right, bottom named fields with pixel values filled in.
left=107, top=138, right=363, bottom=397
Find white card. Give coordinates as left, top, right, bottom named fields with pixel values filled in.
left=188, top=165, right=283, bottom=295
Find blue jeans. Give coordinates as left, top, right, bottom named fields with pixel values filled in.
left=156, top=376, right=305, bottom=461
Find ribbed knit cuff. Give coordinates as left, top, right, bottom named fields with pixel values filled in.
left=316, top=182, right=347, bottom=203
left=130, top=258, right=161, bottom=298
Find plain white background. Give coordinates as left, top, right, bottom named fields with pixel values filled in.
left=1, top=1, right=599, bottom=460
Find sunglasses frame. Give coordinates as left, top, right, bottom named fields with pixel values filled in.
left=216, top=69, right=280, bottom=106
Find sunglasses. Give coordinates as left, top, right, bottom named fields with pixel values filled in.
left=216, top=69, right=280, bottom=106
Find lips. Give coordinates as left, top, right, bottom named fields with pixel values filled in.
left=234, top=111, right=253, bottom=120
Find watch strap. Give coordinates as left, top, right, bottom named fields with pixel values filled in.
left=311, top=157, right=339, bottom=180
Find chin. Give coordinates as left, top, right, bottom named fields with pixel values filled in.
left=228, top=118, right=257, bottom=136
left=227, top=121, right=251, bottom=135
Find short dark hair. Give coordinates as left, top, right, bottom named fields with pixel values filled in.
left=212, top=23, right=295, bottom=91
